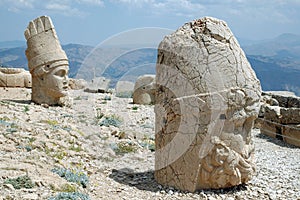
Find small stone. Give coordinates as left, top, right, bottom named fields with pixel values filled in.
left=3, top=184, right=15, bottom=191
left=22, top=193, right=39, bottom=200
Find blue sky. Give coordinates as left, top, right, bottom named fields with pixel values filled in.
left=0, top=0, right=299, bottom=46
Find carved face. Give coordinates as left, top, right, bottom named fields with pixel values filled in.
left=43, top=65, right=69, bottom=98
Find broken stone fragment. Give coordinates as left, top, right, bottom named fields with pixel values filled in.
left=0, top=68, right=32, bottom=88
left=133, top=74, right=155, bottom=105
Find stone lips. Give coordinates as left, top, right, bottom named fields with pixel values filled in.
left=155, top=17, right=261, bottom=191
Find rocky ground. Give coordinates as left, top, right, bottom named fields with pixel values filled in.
left=0, top=88, right=299, bottom=200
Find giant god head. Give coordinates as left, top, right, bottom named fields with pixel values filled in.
left=25, top=16, right=69, bottom=106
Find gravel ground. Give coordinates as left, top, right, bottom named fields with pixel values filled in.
left=0, top=88, right=299, bottom=200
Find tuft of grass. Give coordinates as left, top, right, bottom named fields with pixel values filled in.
left=48, top=192, right=90, bottom=200
left=51, top=168, right=89, bottom=188
left=95, top=108, right=104, bottom=120
left=111, top=141, right=138, bottom=155
left=132, top=106, right=138, bottom=111
left=60, top=183, right=77, bottom=193
left=99, top=114, right=122, bottom=127
left=42, top=119, right=59, bottom=126
left=4, top=175, right=35, bottom=189
left=69, top=145, right=83, bottom=152
left=53, top=151, right=68, bottom=160
left=24, top=105, right=29, bottom=112
left=103, top=95, right=111, bottom=101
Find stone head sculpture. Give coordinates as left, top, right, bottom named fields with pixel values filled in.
left=25, top=16, right=69, bottom=106
left=155, top=17, right=261, bottom=191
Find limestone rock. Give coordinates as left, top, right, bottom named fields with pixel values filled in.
left=84, top=77, right=110, bottom=93
left=155, top=17, right=261, bottom=192
left=0, top=68, right=32, bottom=88
left=133, top=75, right=155, bottom=105
left=280, top=107, right=300, bottom=124
left=69, top=78, right=87, bottom=90
left=24, top=16, right=70, bottom=106
left=258, top=92, right=300, bottom=147
left=115, top=81, right=134, bottom=98
left=263, top=91, right=300, bottom=108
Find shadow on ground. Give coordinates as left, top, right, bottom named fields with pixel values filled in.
left=2, top=99, right=31, bottom=104
left=109, top=168, right=249, bottom=194
left=255, top=132, right=298, bottom=149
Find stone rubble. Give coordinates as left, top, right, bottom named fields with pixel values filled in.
left=0, top=68, right=31, bottom=88
left=84, top=77, right=111, bottom=93
left=0, top=88, right=299, bottom=199
left=258, top=91, right=300, bottom=147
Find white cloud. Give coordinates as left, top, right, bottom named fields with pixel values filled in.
left=110, top=0, right=205, bottom=17
left=76, top=0, right=104, bottom=6
left=1, top=0, right=35, bottom=12
left=1, top=0, right=104, bottom=15
left=46, top=3, right=70, bottom=11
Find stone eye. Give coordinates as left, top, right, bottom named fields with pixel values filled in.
left=54, top=69, right=66, bottom=77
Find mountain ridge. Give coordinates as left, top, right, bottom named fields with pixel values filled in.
left=0, top=33, right=299, bottom=95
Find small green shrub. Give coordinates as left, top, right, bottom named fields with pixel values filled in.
left=111, top=141, right=138, bottom=155
left=51, top=168, right=89, bottom=188
left=42, top=119, right=59, bottom=126
left=132, top=106, right=138, bottom=111
left=99, top=115, right=122, bottom=127
left=48, top=192, right=90, bottom=200
left=103, top=95, right=111, bottom=101
left=69, top=145, right=83, bottom=152
left=4, top=175, right=35, bottom=189
left=60, top=183, right=77, bottom=192
left=24, top=105, right=29, bottom=112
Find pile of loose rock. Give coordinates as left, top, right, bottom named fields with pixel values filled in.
left=257, top=91, right=300, bottom=147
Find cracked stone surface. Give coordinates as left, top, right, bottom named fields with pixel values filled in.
left=155, top=17, right=262, bottom=192
left=25, top=16, right=70, bottom=106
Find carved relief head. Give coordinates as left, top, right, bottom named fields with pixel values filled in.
left=25, top=16, right=69, bottom=105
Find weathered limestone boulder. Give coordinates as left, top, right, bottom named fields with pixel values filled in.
left=84, top=77, right=110, bottom=93
left=68, top=78, right=87, bottom=90
left=155, top=17, right=261, bottom=192
left=115, top=81, right=134, bottom=98
left=258, top=91, right=300, bottom=147
left=133, top=75, right=155, bottom=105
left=0, top=68, right=32, bottom=88
left=25, top=16, right=70, bottom=106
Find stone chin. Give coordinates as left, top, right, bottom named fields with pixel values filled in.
left=46, top=88, right=68, bottom=98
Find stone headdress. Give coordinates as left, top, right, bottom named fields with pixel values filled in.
left=24, top=16, right=68, bottom=76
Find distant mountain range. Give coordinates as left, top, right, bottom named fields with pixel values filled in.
left=0, top=33, right=299, bottom=95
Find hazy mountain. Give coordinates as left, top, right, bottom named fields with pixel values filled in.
left=0, top=40, right=25, bottom=49
left=0, top=33, right=299, bottom=95
left=0, top=44, right=93, bottom=78
left=242, top=33, right=300, bottom=58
